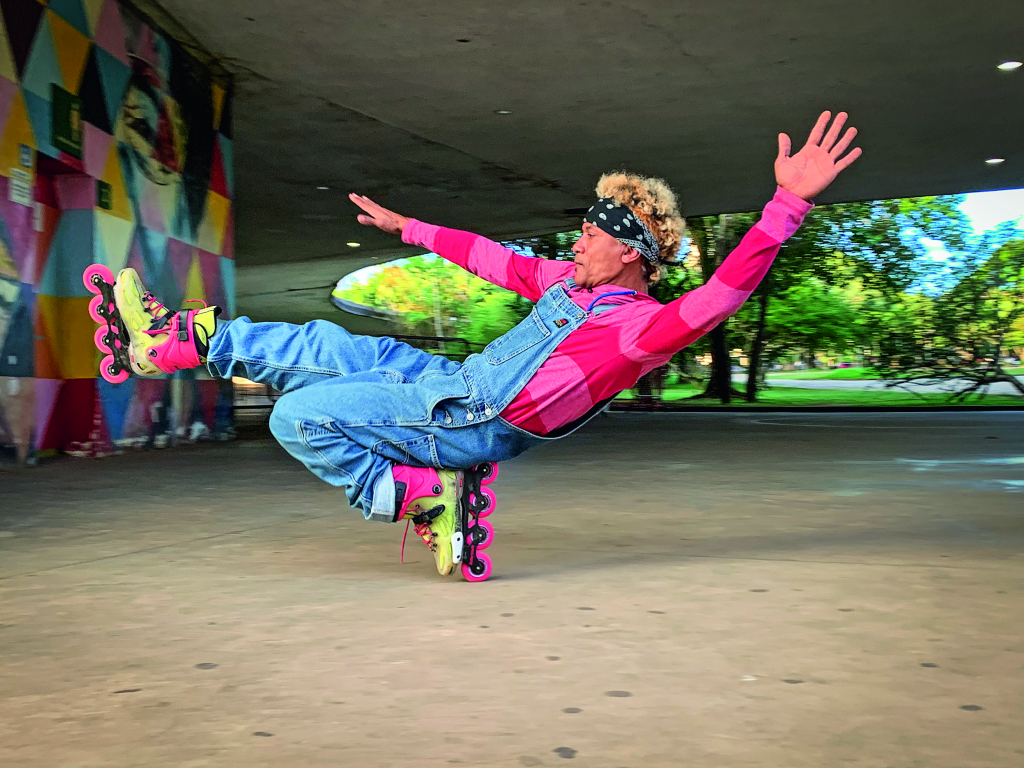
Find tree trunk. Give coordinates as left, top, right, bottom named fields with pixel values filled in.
left=995, top=367, right=1024, bottom=396
left=746, top=287, right=771, bottom=402
left=694, top=214, right=740, bottom=404
left=707, top=323, right=732, bottom=403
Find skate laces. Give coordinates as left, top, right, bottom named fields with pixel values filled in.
left=399, top=507, right=443, bottom=564
left=141, top=290, right=168, bottom=317
left=141, top=301, right=209, bottom=337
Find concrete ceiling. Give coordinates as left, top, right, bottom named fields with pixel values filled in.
left=152, top=0, right=1023, bottom=324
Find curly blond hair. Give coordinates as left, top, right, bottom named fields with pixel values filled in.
left=595, top=171, right=685, bottom=282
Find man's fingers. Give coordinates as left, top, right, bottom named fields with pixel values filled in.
left=804, top=110, right=831, bottom=148
left=356, top=214, right=377, bottom=226
left=820, top=112, right=848, bottom=152
left=350, top=193, right=387, bottom=216
left=834, top=146, right=863, bottom=173
left=776, top=133, right=792, bottom=162
left=349, top=193, right=375, bottom=213
left=829, top=126, right=858, bottom=159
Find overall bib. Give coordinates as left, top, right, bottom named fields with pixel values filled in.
left=206, top=280, right=627, bottom=520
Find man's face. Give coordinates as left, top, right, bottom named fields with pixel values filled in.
left=571, top=222, right=634, bottom=288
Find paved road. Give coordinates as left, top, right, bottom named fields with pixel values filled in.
left=734, top=374, right=1024, bottom=397
left=3, top=412, right=1023, bottom=767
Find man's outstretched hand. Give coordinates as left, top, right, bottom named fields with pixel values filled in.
left=349, top=193, right=409, bottom=235
left=776, top=111, right=862, bottom=201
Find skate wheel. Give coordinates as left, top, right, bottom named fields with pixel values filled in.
left=99, top=355, right=129, bottom=384
left=462, top=552, right=492, bottom=582
left=94, top=325, right=113, bottom=354
left=475, top=486, right=497, bottom=518
left=82, top=263, right=114, bottom=294
left=469, top=518, right=494, bottom=551
left=477, top=462, right=499, bottom=485
left=88, top=294, right=108, bottom=324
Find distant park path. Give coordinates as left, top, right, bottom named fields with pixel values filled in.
left=737, top=374, right=1024, bottom=397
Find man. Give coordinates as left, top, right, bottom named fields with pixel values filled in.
left=97, top=111, right=861, bottom=578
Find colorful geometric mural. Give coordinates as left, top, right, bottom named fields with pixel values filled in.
left=0, top=0, right=234, bottom=465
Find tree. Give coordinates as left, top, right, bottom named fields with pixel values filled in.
left=761, top=280, right=859, bottom=365
left=734, top=195, right=970, bottom=401
left=337, top=256, right=532, bottom=348
left=685, top=213, right=760, bottom=402
left=871, top=228, right=1024, bottom=399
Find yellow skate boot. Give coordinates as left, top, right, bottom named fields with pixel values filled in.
left=393, top=466, right=464, bottom=576
left=112, top=268, right=219, bottom=377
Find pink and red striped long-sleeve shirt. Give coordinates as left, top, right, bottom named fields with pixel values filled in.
left=401, top=186, right=812, bottom=435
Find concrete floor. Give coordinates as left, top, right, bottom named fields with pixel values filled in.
left=2, top=412, right=1022, bottom=768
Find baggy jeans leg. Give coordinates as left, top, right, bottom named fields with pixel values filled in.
left=268, top=380, right=450, bottom=522
left=264, top=376, right=536, bottom=523
left=205, top=317, right=457, bottom=392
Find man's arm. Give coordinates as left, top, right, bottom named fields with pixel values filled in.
left=401, top=220, right=572, bottom=302
left=632, top=187, right=811, bottom=356
left=348, top=194, right=570, bottom=301
left=633, top=110, right=861, bottom=356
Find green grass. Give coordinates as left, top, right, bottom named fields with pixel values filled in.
left=617, top=383, right=1023, bottom=407
left=766, top=367, right=880, bottom=380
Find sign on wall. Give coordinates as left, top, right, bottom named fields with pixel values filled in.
left=51, top=85, right=83, bottom=159
left=9, top=168, right=32, bottom=206
left=97, top=180, right=112, bottom=210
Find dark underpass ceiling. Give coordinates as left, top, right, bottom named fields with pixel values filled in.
left=152, top=0, right=1023, bottom=324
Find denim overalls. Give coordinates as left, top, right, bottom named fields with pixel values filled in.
left=206, top=279, right=632, bottom=521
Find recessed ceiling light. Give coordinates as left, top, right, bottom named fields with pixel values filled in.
left=997, top=61, right=1022, bottom=71
left=317, top=185, right=330, bottom=190
left=985, top=158, right=1005, bottom=165
left=494, top=109, right=512, bottom=115
left=346, top=242, right=361, bottom=247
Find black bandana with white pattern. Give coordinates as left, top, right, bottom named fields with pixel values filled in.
left=584, top=198, right=660, bottom=265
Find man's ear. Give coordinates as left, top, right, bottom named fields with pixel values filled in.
left=620, top=246, right=642, bottom=266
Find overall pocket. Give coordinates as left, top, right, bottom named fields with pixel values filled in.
left=483, top=309, right=550, bottom=364
left=373, top=434, right=441, bottom=468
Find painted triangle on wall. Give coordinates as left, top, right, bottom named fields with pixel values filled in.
left=0, top=0, right=46, bottom=79
left=0, top=8, right=19, bottom=82
left=83, top=121, right=111, bottom=177
left=91, top=0, right=128, bottom=64
left=209, top=137, right=229, bottom=198
left=93, top=209, right=134, bottom=272
left=22, top=88, right=55, bottom=157
left=33, top=309, right=61, bottom=379
left=78, top=46, right=111, bottom=132
left=93, top=46, right=130, bottom=129
left=99, top=140, right=133, bottom=222
left=0, top=77, right=19, bottom=145
left=48, top=0, right=91, bottom=38
left=82, top=0, right=105, bottom=36
left=49, top=10, right=91, bottom=94
left=196, top=191, right=228, bottom=256
left=0, top=89, right=37, bottom=175
left=20, top=14, right=63, bottom=99
left=217, top=134, right=233, bottom=197
left=219, top=208, right=233, bottom=260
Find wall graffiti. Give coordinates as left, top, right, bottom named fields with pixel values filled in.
left=0, top=0, right=234, bottom=464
